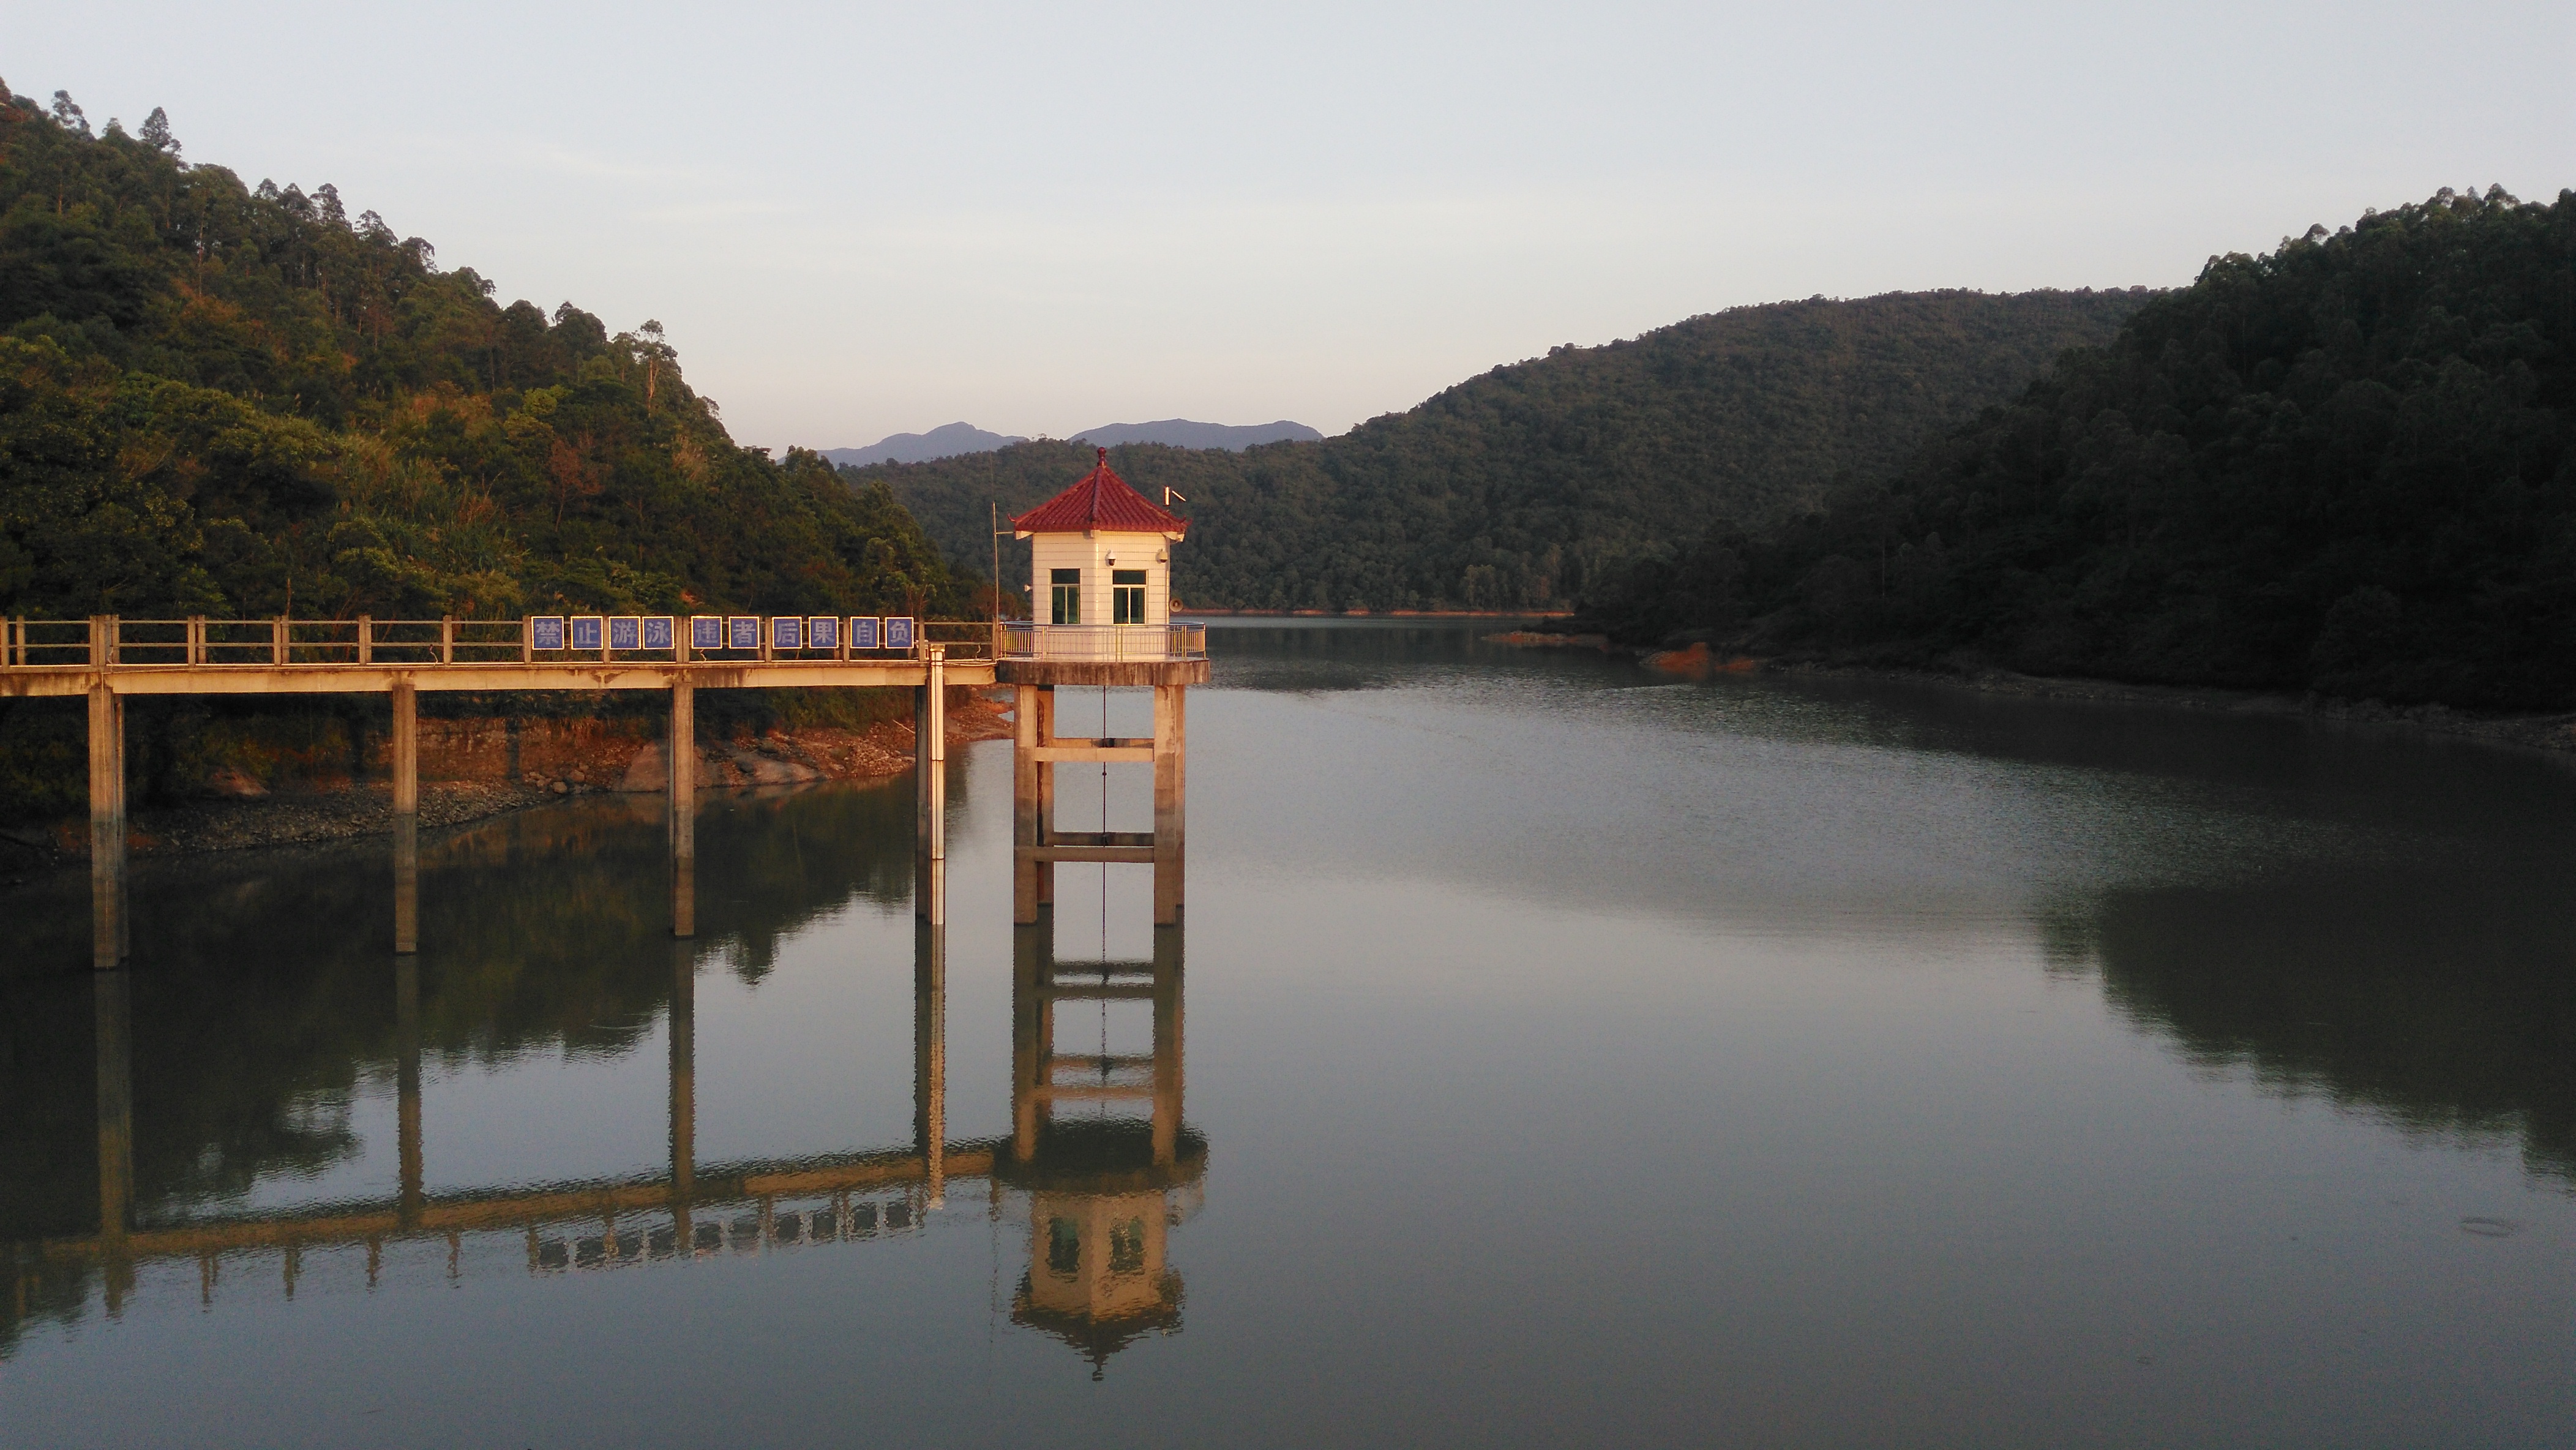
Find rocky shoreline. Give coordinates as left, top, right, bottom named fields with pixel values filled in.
left=0, top=693, right=1016, bottom=880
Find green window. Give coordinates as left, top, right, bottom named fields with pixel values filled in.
left=1047, top=1217, right=1080, bottom=1276
left=1109, top=1217, right=1147, bottom=1273
left=1050, top=568, right=1082, bottom=625
left=1112, top=569, right=1147, bottom=625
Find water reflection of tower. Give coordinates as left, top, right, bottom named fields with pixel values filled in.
left=992, top=446, right=1210, bottom=1375
left=1002, top=920, right=1204, bottom=1376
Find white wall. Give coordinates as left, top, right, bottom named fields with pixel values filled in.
left=1027, top=532, right=1176, bottom=625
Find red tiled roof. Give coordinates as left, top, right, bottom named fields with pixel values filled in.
left=1011, top=448, right=1189, bottom=536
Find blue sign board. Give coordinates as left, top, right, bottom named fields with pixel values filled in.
left=528, top=616, right=566, bottom=651
left=884, top=617, right=916, bottom=651
left=641, top=617, right=675, bottom=651
left=569, top=617, right=604, bottom=652
left=773, top=617, right=803, bottom=651
left=850, top=617, right=880, bottom=651
left=608, top=617, right=641, bottom=652
left=807, top=616, right=839, bottom=651
left=690, top=615, right=724, bottom=651
left=727, top=617, right=760, bottom=651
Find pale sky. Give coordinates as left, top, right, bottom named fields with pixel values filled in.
left=16, top=2, right=2572, bottom=450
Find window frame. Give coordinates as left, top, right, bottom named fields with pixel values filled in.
left=1111, top=569, right=1147, bottom=626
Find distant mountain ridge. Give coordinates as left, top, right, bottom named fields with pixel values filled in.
left=824, top=418, right=1322, bottom=468
left=822, top=422, right=1027, bottom=468
left=1075, top=419, right=1323, bottom=450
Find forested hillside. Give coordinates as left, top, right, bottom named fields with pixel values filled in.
left=1580, top=188, right=2576, bottom=711
left=0, top=83, right=972, bottom=624
left=856, top=289, right=2147, bottom=611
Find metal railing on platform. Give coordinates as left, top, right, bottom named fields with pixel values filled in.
left=0, top=615, right=998, bottom=671
left=995, top=622, right=1208, bottom=663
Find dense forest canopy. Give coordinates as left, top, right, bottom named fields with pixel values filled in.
left=856, top=290, right=2148, bottom=612
left=0, top=83, right=973, bottom=623
left=1581, top=188, right=2576, bottom=711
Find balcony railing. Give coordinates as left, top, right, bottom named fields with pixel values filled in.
left=996, top=623, right=1208, bottom=663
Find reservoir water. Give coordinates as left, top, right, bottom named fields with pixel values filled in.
left=4, top=619, right=2570, bottom=1447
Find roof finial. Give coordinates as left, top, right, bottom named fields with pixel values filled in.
left=1097, top=446, right=1107, bottom=465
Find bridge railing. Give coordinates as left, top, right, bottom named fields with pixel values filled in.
left=996, top=622, right=1208, bottom=663
left=0, top=616, right=998, bottom=671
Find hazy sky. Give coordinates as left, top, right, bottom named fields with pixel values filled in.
left=15, top=2, right=2572, bottom=448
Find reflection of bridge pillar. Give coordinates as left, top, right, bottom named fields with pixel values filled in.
left=914, top=911, right=946, bottom=1206
left=1151, top=926, right=1184, bottom=1166
left=1002, top=917, right=1199, bottom=1375
left=94, top=969, right=133, bottom=1313
left=88, top=667, right=129, bottom=970
left=669, top=941, right=695, bottom=1236
left=1006, top=922, right=1187, bottom=1168
left=396, top=959, right=424, bottom=1231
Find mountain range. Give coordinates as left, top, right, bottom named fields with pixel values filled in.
left=822, top=418, right=1320, bottom=468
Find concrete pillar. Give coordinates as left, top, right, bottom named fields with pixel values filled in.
left=913, top=648, right=946, bottom=923
left=1152, top=924, right=1185, bottom=1167
left=94, top=968, right=133, bottom=1314
left=669, top=682, right=695, bottom=937
left=1153, top=684, right=1186, bottom=925
left=1014, top=685, right=1041, bottom=922
left=669, top=940, right=695, bottom=1237
left=395, top=958, right=423, bottom=1231
left=391, top=681, right=418, bottom=955
left=913, top=914, right=946, bottom=1207
left=88, top=673, right=127, bottom=970
left=1034, top=686, right=1055, bottom=907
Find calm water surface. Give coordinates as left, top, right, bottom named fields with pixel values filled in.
left=4, top=620, right=2570, bottom=1447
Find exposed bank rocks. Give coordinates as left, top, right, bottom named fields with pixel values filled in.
left=2, top=693, right=1013, bottom=872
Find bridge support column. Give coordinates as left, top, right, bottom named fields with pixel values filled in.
left=668, top=682, right=695, bottom=937
left=1034, top=687, right=1055, bottom=907
left=95, top=967, right=134, bottom=1313
left=1014, top=686, right=1041, bottom=922
left=913, top=911, right=946, bottom=1207
left=88, top=674, right=127, bottom=970
left=914, top=647, right=946, bottom=924
left=391, top=680, right=418, bottom=955
left=1153, top=684, right=1186, bottom=925
left=396, top=958, right=423, bottom=1231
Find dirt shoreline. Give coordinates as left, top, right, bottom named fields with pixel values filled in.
left=1494, top=632, right=2576, bottom=757
left=0, top=694, right=1016, bottom=880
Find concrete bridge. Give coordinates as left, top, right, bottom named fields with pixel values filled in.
left=2, top=615, right=1209, bottom=964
